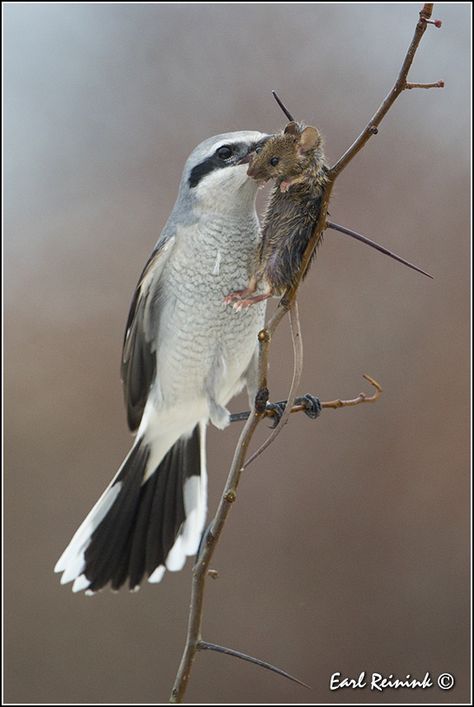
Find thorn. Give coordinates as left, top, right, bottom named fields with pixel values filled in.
left=207, top=569, right=219, bottom=580
left=272, top=90, right=295, bottom=122
left=326, top=221, right=433, bottom=279
left=198, top=640, right=311, bottom=689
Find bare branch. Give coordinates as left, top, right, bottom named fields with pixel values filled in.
left=322, top=374, right=382, bottom=409
left=405, top=80, right=444, bottom=89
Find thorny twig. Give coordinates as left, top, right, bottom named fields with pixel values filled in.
left=170, top=5, right=442, bottom=702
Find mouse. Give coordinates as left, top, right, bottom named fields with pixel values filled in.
left=225, top=120, right=328, bottom=309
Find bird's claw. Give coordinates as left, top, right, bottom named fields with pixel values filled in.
left=299, top=394, right=322, bottom=420
left=265, top=402, right=285, bottom=428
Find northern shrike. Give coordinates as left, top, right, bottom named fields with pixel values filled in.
left=55, top=130, right=270, bottom=593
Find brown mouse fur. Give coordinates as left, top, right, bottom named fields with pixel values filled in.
left=225, top=121, right=328, bottom=309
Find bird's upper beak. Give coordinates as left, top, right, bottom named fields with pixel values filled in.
left=237, top=153, right=254, bottom=165
left=236, top=135, right=271, bottom=168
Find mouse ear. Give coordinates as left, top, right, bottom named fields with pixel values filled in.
left=298, top=126, right=320, bottom=153
left=284, top=121, right=300, bottom=136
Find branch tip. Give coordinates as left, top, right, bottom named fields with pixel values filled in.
left=362, top=373, right=383, bottom=394
left=322, top=374, right=382, bottom=410
left=331, top=1, right=443, bottom=177
left=405, top=80, right=444, bottom=90
left=419, top=4, right=434, bottom=20
left=423, top=17, right=442, bottom=28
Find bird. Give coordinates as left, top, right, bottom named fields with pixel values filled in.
left=55, top=130, right=270, bottom=594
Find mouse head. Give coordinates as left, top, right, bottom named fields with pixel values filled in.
left=246, top=121, right=323, bottom=187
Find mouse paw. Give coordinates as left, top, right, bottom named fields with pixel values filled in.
left=233, top=293, right=272, bottom=311
left=224, top=290, right=245, bottom=305
left=225, top=286, right=259, bottom=305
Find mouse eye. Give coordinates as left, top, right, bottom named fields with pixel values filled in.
left=216, top=146, right=233, bottom=160
left=270, top=156, right=279, bottom=166
left=255, top=145, right=263, bottom=154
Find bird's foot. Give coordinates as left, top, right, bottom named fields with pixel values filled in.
left=265, top=402, right=286, bottom=428
left=295, top=394, right=322, bottom=420
left=229, top=394, right=321, bottom=425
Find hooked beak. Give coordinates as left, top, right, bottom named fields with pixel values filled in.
left=237, top=152, right=254, bottom=165
left=237, top=135, right=271, bottom=168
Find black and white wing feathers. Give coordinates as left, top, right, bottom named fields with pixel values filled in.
left=121, top=237, right=175, bottom=432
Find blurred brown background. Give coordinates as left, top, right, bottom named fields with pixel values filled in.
left=4, top=3, right=470, bottom=704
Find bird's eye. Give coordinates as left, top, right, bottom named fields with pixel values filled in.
left=270, top=156, right=279, bottom=166
left=217, top=146, right=233, bottom=160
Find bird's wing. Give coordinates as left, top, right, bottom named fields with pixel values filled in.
left=121, top=236, right=175, bottom=432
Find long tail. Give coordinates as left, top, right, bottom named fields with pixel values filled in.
left=54, top=423, right=207, bottom=593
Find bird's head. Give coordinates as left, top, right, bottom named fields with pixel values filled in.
left=181, top=131, right=271, bottom=209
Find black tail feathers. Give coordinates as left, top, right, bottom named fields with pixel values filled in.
left=55, top=425, right=206, bottom=593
